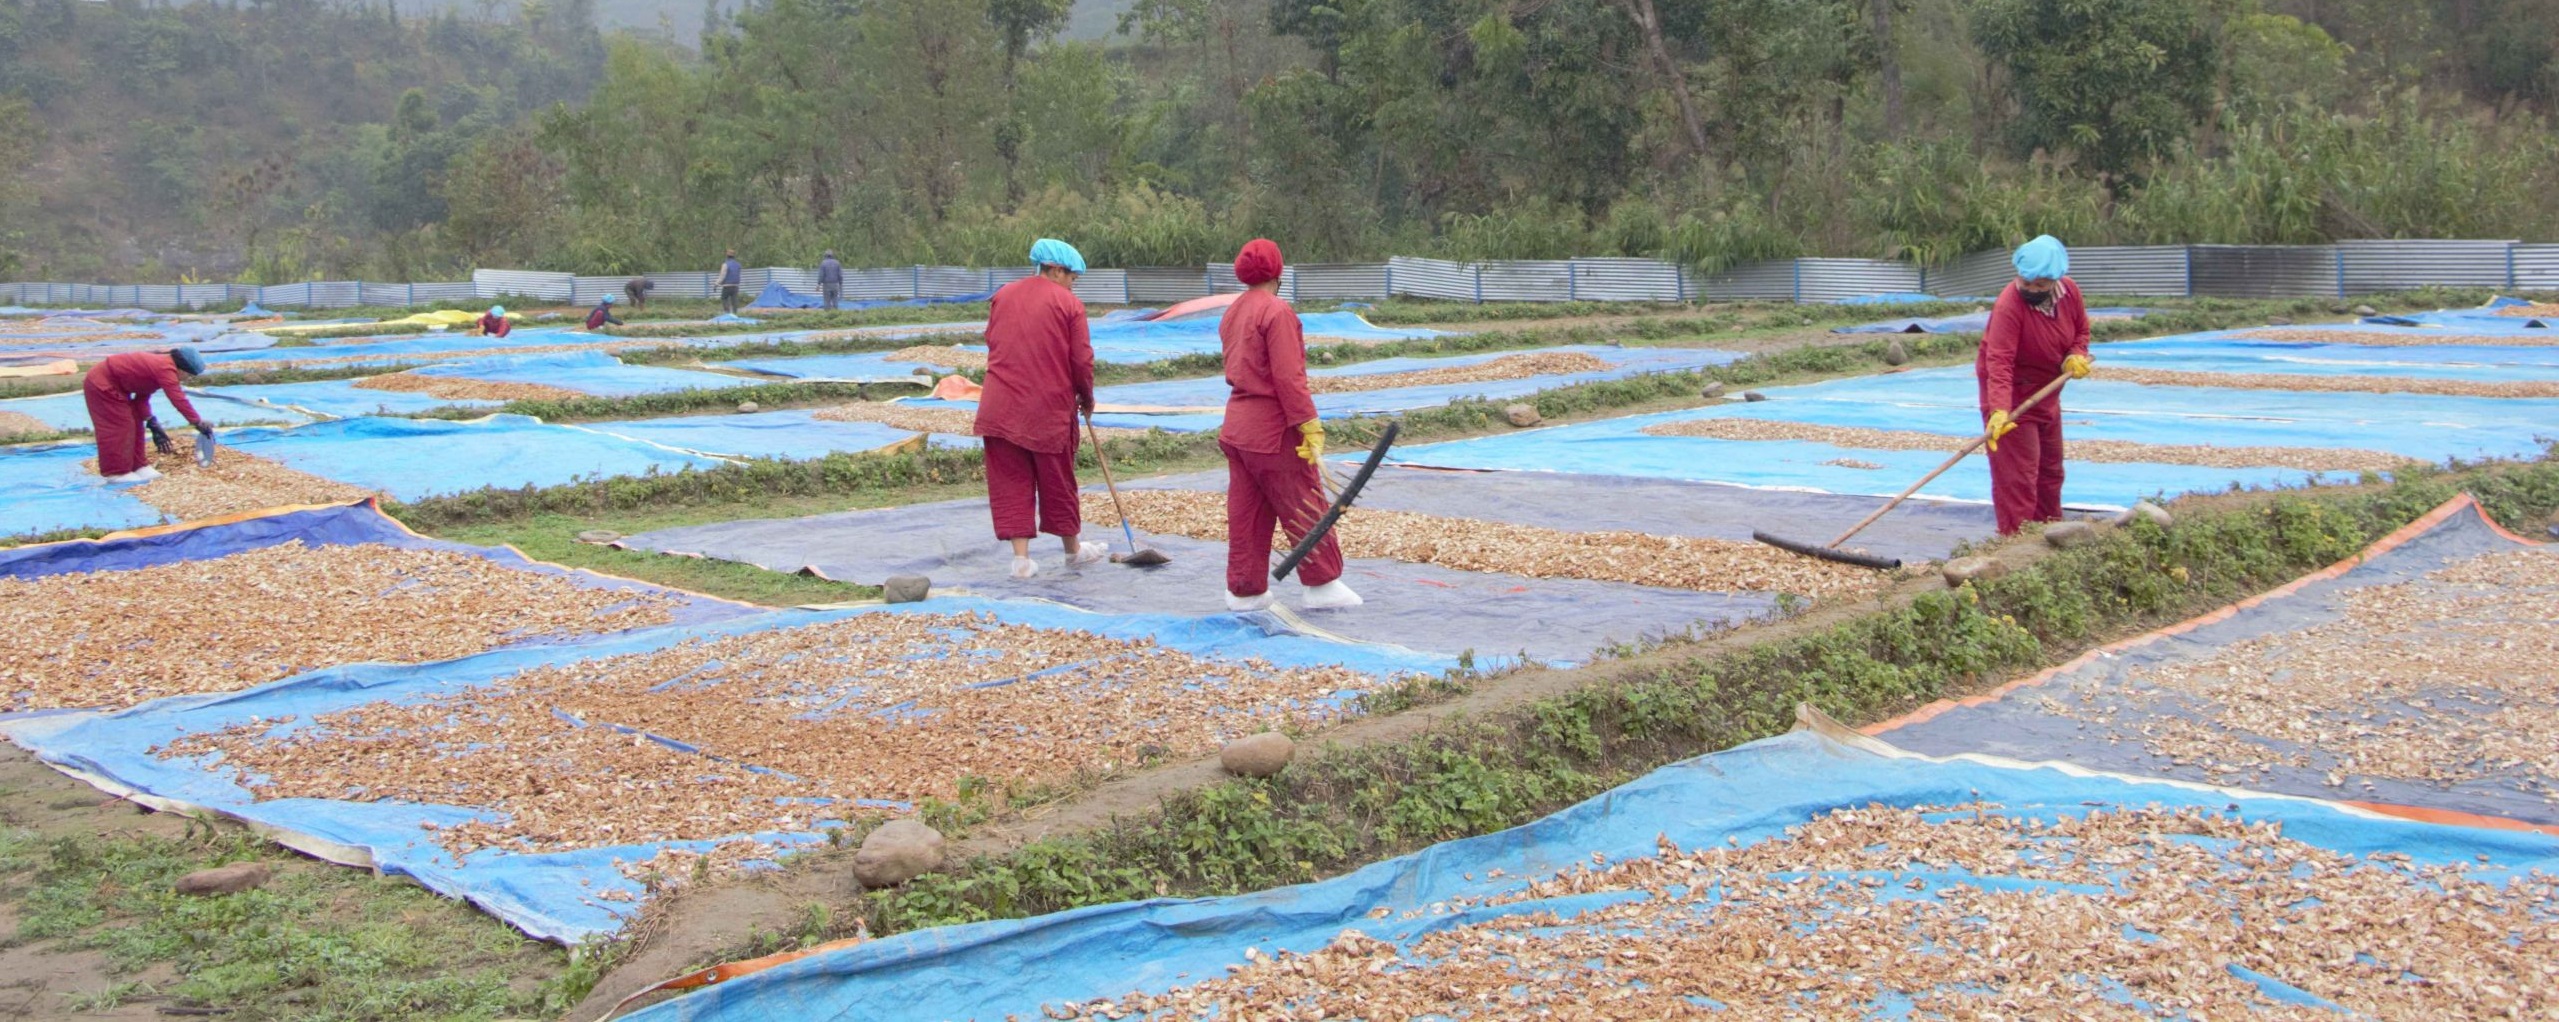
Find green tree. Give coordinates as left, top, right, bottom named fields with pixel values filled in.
left=1972, top=0, right=2221, bottom=182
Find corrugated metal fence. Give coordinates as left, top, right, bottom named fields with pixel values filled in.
left=8, top=242, right=2556, bottom=312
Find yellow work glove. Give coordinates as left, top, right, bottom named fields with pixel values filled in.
left=2064, top=353, right=2093, bottom=380
left=1984, top=409, right=2017, bottom=453
left=1294, top=421, right=1325, bottom=466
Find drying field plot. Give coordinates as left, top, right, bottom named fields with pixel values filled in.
left=0, top=408, right=51, bottom=437
left=883, top=344, right=987, bottom=371
left=815, top=402, right=1150, bottom=440
left=0, top=541, right=680, bottom=711
left=1090, top=489, right=1890, bottom=600
left=352, top=371, right=586, bottom=403
left=157, top=611, right=1379, bottom=857
left=2104, top=365, right=2559, bottom=399
left=1058, top=803, right=2558, bottom=1020
left=2496, top=302, right=2559, bottom=318
left=2057, top=545, right=2559, bottom=799
left=2241, top=328, right=2559, bottom=347
left=117, top=434, right=377, bottom=521
left=1305, top=350, right=1610, bottom=394
left=1642, top=417, right=2415, bottom=473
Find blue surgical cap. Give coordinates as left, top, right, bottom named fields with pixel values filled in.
left=2012, top=235, right=2069, bottom=281
left=1029, top=238, right=1087, bottom=274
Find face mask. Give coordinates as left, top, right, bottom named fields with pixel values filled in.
left=2021, top=286, right=2054, bottom=307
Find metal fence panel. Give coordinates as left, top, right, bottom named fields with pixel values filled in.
left=1126, top=267, right=1211, bottom=303
left=1292, top=263, right=1390, bottom=301
left=2188, top=245, right=2338, bottom=298
left=1387, top=257, right=1477, bottom=301
left=306, top=282, right=362, bottom=309
left=473, top=269, right=575, bottom=302
left=1567, top=258, right=1685, bottom=302
left=1207, top=263, right=1299, bottom=302
left=1924, top=250, right=2015, bottom=298
left=2515, top=245, right=2559, bottom=291
left=360, top=283, right=414, bottom=307
left=2338, top=239, right=2515, bottom=293
left=1476, top=260, right=1574, bottom=302
left=571, top=276, right=633, bottom=304
left=256, top=283, right=312, bottom=308
left=1796, top=258, right=1924, bottom=302
left=842, top=268, right=914, bottom=301
left=411, top=282, right=477, bottom=305
left=915, top=266, right=991, bottom=299
left=133, top=284, right=178, bottom=310
left=641, top=272, right=714, bottom=300
left=1069, top=269, right=1129, bottom=306
left=1688, top=260, right=1799, bottom=301
left=2067, top=246, right=2191, bottom=297
left=175, top=284, right=231, bottom=310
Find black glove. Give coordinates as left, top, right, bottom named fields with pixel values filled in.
left=147, top=418, right=175, bottom=455
left=194, top=421, right=216, bottom=439
left=1077, top=392, right=1095, bottom=415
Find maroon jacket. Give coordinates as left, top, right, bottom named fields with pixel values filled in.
left=1977, top=278, right=2091, bottom=422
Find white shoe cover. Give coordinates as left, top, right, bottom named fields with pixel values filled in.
left=105, top=466, right=162, bottom=484
left=1009, top=556, right=1038, bottom=579
left=1067, top=541, right=1109, bottom=567
left=1224, top=590, right=1275, bottom=612
left=1301, top=579, right=1364, bottom=609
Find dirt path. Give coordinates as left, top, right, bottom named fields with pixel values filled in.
left=0, top=747, right=192, bottom=1021
left=568, top=526, right=2074, bottom=1020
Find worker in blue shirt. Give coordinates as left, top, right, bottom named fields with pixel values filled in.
left=718, top=250, right=744, bottom=314
left=819, top=250, right=844, bottom=310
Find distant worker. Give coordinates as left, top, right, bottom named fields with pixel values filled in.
left=584, top=295, right=623, bottom=331
left=476, top=305, right=512, bottom=338
left=1219, top=238, right=1360, bottom=612
left=718, top=249, right=744, bottom=315
left=1978, top=234, right=2094, bottom=535
left=624, top=275, right=655, bottom=309
left=818, top=250, right=844, bottom=311
left=85, top=347, right=211, bottom=483
left=975, top=237, right=1102, bottom=579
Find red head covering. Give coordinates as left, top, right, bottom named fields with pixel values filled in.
left=1234, top=238, right=1284, bottom=286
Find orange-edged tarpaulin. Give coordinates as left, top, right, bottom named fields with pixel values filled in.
left=1147, top=292, right=1238, bottom=322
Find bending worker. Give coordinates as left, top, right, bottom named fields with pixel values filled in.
left=584, top=295, right=623, bottom=331
left=818, top=250, right=844, bottom=310
left=86, top=346, right=211, bottom=483
left=1219, top=238, right=1360, bottom=611
left=1978, top=234, right=2094, bottom=535
left=476, top=305, right=513, bottom=338
left=974, top=238, right=1103, bottom=578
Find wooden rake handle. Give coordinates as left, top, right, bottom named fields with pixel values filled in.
left=1821, top=372, right=2071, bottom=549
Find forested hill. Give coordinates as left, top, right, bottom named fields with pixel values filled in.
left=3, top=0, right=2554, bottom=283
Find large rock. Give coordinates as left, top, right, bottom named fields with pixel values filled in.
left=1882, top=339, right=1910, bottom=366
left=736, top=401, right=761, bottom=414
left=882, top=574, right=931, bottom=604
left=1940, top=556, right=2008, bottom=587
left=1219, top=732, right=1295, bottom=778
left=1700, top=382, right=1728, bottom=399
left=2042, top=521, right=2100, bottom=549
left=575, top=529, right=622, bottom=545
left=853, top=820, right=947, bottom=888
left=1741, top=391, right=1769, bottom=403
left=2116, top=501, right=2174, bottom=529
left=175, top=862, right=272, bottom=897
left=2266, top=316, right=2293, bottom=326
left=1502, top=403, right=1543, bottom=428
left=2354, top=305, right=2378, bottom=317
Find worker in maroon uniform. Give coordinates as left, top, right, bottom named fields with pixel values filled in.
left=85, top=347, right=211, bottom=483
left=975, top=238, right=1103, bottom=578
left=1977, top=235, right=2095, bottom=535
left=476, top=305, right=512, bottom=338
left=1219, top=238, right=1361, bottom=612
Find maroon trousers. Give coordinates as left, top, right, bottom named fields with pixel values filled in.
left=982, top=436, right=1080, bottom=540
left=1221, top=439, right=1343, bottom=596
left=1987, top=414, right=2065, bottom=535
left=85, top=383, right=151, bottom=476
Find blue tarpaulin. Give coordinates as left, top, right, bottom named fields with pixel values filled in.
left=2100, top=333, right=2559, bottom=378
left=0, top=442, right=163, bottom=537
left=1080, top=310, right=1445, bottom=364
left=745, top=283, right=993, bottom=312
left=585, top=410, right=920, bottom=461
left=199, top=379, right=505, bottom=419
left=2363, top=297, right=2554, bottom=330
left=619, top=725, right=2559, bottom=1021
left=1, top=565, right=1442, bottom=941
left=406, top=350, right=758, bottom=398
left=718, top=349, right=980, bottom=382
left=1387, top=362, right=2559, bottom=507
left=0, top=390, right=312, bottom=431
left=203, top=327, right=597, bottom=367
left=1877, top=497, right=2559, bottom=828
left=626, top=494, right=1783, bottom=668
left=219, top=416, right=726, bottom=501
left=1833, top=307, right=2150, bottom=334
